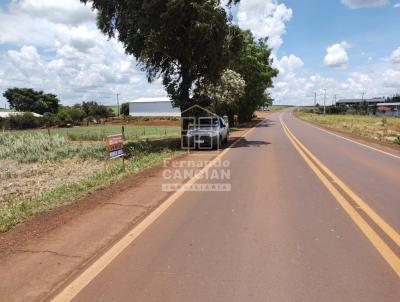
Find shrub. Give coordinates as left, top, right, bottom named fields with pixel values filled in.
left=8, top=113, right=42, bottom=129
left=120, top=103, right=129, bottom=116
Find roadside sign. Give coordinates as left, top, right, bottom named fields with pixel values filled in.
left=106, top=134, right=124, bottom=160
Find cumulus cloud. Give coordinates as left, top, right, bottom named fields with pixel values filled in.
left=275, top=54, right=304, bottom=75
left=382, top=69, right=400, bottom=87
left=324, top=41, right=350, bottom=68
left=341, top=0, right=388, bottom=9
left=237, top=0, right=292, bottom=51
left=10, top=0, right=95, bottom=25
left=0, top=0, right=162, bottom=105
left=390, top=47, right=400, bottom=64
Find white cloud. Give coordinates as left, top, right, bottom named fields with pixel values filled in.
left=382, top=69, right=400, bottom=87
left=341, top=0, right=388, bottom=9
left=394, top=3, right=400, bottom=8
left=324, top=41, right=350, bottom=68
left=11, top=0, right=95, bottom=25
left=0, top=1, right=161, bottom=105
left=237, top=0, right=292, bottom=51
left=390, top=47, right=400, bottom=64
left=275, top=54, right=304, bottom=75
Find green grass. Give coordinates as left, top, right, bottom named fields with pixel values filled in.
left=269, top=105, right=291, bottom=112
left=297, top=111, right=400, bottom=144
left=0, top=132, right=106, bottom=163
left=106, top=105, right=119, bottom=115
left=0, top=149, right=181, bottom=232
left=8, top=124, right=181, bottom=141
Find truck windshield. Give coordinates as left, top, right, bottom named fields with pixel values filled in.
left=198, top=118, right=219, bottom=128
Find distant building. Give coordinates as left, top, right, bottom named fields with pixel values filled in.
left=376, top=102, right=400, bottom=117
left=0, top=112, right=43, bottom=118
left=336, top=98, right=385, bottom=106
left=127, top=97, right=181, bottom=117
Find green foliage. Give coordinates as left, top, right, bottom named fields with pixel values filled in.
left=230, top=30, right=279, bottom=122
left=120, top=102, right=129, bottom=116
left=0, top=132, right=106, bottom=163
left=79, top=101, right=114, bottom=119
left=81, top=0, right=237, bottom=110
left=3, top=88, right=60, bottom=114
left=8, top=113, right=42, bottom=129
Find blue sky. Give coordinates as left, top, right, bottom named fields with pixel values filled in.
left=0, top=0, right=399, bottom=107
left=280, top=0, right=400, bottom=81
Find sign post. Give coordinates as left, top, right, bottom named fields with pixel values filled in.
left=106, top=134, right=125, bottom=168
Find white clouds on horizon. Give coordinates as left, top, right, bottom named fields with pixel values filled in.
left=390, top=46, right=400, bottom=64
left=341, top=0, right=388, bottom=9
left=0, top=0, right=165, bottom=105
left=0, top=0, right=399, bottom=108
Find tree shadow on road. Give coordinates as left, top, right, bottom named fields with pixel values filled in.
left=230, top=138, right=271, bottom=148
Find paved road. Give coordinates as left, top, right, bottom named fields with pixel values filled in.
left=53, top=110, right=400, bottom=302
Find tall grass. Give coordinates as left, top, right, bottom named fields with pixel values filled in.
left=0, top=132, right=106, bottom=163
left=10, top=125, right=181, bottom=141
left=297, top=111, right=400, bottom=144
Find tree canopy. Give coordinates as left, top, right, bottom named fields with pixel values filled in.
left=230, top=30, right=278, bottom=122
left=81, top=0, right=237, bottom=111
left=3, top=88, right=60, bottom=114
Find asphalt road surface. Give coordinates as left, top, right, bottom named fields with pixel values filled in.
left=52, top=110, right=400, bottom=302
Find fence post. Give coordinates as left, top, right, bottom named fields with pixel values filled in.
left=122, top=126, right=125, bottom=139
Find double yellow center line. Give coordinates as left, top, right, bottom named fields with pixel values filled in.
left=280, top=114, right=400, bottom=278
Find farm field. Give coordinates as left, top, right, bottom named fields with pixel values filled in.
left=7, top=124, right=181, bottom=141
left=297, top=110, right=400, bottom=145
left=0, top=128, right=181, bottom=232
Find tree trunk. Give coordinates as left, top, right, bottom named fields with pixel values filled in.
left=228, top=113, right=235, bottom=127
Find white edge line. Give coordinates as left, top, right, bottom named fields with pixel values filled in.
left=50, top=118, right=265, bottom=302
left=291, top=113, right=400, bottom=160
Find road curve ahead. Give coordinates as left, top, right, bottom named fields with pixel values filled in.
left=53, top=110, right=400, bottom=302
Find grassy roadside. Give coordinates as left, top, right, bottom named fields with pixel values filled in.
left=0, top=148, right=181, bottom=232
left=268, top=105, right=291, bottom=112
left=297, top=109, right=400, bottom=145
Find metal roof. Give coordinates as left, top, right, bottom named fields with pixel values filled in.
left=0, top=112, right=42, bottom=118
left=337, top=98, right=385, bottom=104
left=377, top=102, right=400, bottom=106
left=127, top=97, right=171, bottom=103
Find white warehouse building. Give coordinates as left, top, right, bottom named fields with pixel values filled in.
left=128, top=97, right=181, bottom=117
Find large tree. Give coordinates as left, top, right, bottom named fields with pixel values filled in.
left=81, top=0, right=236, bottom=111
left=230, top=30, right=278, bottom=122
left=3, top=88, right=60, bottom=114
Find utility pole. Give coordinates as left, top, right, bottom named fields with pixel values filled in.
left=323, top=89, right=327, bottom=114
left=314, top=92, right=317, bottom=107
left=361, top=92, right=365, bottom=101
left=116, top=93, right=120, bottom=118
left=334, top=94, right=337, bottom=106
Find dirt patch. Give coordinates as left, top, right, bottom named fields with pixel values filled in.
left=0, top=159, right=105, bottom=203
left=0, top=153, right=187, bottom=258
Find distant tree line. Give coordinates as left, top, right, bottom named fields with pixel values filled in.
left=1, top=88, right=115, bottom=129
